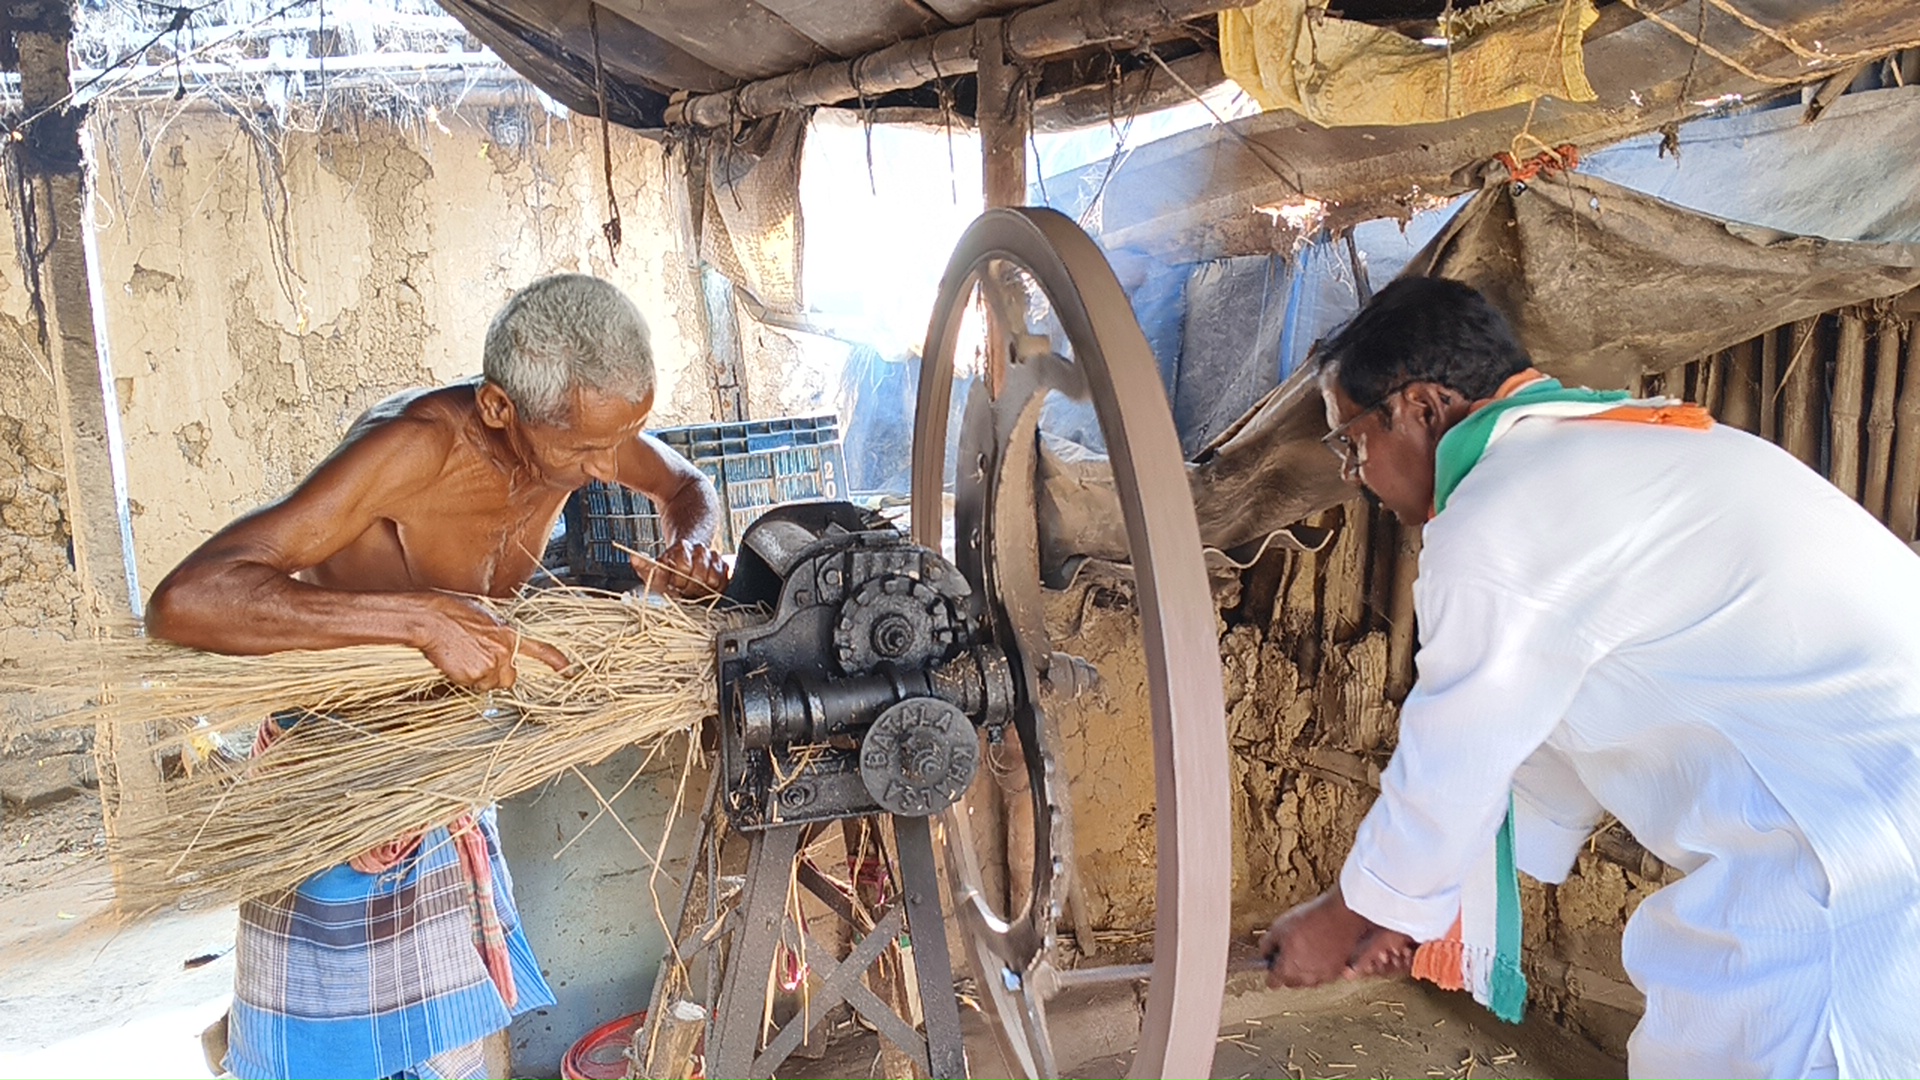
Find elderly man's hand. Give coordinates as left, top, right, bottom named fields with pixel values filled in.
left=631, top=540, right=731, bottom=599
left=416, top=593, right=570, bottom=690
left=1258, top=887, right=1408, bottom=989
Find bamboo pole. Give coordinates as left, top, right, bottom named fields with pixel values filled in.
left=1830, top=314, right=1868, bottom=500
left=1701, top=351, right=1726, bottom=417
left=1892, top=320, right=1920, bottom=540
left=1865, top=317, right=1904, bottom=521
left=1721, top=338, right=1761, bottom=432
left=978, top=20, right=1028, bottom=212
left=1781, top=318, right=1824, bottom=469
left=1759, top=328, right=1780, bottom=443
left=1661, top=362, right=1691, bottom=401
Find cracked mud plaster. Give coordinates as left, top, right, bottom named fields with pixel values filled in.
left=1039, top=564, right=1383, bottom=935
left=0, top=202, right=83, bottom=642
left=83, top=103, right=715, bottom=591
left=1045, top=575, right=1160, bottom=931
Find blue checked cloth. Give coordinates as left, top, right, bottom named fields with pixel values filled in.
left=225, top=809, right=554, bottom=1080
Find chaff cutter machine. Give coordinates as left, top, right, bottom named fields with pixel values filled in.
left=638, top=208, right=1230, bottom=1080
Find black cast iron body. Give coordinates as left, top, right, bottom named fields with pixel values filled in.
left=716, top=500, right=1014, bottom=830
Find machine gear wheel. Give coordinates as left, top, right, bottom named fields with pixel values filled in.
left=833, top=573, right=962, bottom=674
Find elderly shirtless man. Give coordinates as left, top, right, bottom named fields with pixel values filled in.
left=148, top=274, right=728, bottom=1080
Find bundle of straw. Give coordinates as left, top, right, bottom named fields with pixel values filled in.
left=2, top=589, right=720, bottom=910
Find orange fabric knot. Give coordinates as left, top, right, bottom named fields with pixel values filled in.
left=1410, top=915, right=1468, bottom=991
left=1590, top=402, right=1715, bottom=430
left=1495, top=144, right=1580, bottom=183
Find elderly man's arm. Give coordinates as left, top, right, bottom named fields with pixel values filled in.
left=146, top=416, right=568, bottom=689
left=616, top=432, right=729, bottom=596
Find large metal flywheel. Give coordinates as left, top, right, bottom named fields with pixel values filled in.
left=911, top=208, right=1232, bottom=1079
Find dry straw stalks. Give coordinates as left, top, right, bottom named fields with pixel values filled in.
left=2, top=589, right=721, bottom=911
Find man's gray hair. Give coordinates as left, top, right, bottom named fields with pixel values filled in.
left=483, top=274, right=654, bottom=424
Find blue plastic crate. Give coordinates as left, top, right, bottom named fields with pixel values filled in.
left=561, top=414, right=845, bottom=584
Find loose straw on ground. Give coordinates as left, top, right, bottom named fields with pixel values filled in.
left=1, top=588, right=720, bottom=912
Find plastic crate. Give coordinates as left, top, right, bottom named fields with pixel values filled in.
left=562, top=415, right=846, bottom=584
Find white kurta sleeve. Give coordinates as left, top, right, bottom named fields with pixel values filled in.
left=1510, top=741, right=1604, bottom=884
left=1340, top=573, right=1601, bottom=940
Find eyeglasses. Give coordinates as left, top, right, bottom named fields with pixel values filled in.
left=1321, top=383, right=1413, bottom=474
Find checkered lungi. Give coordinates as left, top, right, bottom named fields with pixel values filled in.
left=224, top=809, right=554, bottom=1080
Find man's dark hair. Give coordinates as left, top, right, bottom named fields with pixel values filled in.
left=1314, top=277, right=1532, bottom=407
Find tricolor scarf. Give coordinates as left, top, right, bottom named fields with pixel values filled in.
left=1406, top=369, right=1711, bottom=1023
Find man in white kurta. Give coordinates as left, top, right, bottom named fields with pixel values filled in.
left=1259, top=277, right=1920, bottom=1079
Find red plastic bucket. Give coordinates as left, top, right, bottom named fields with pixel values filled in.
left=561, top=1011, right=647, bottom=1080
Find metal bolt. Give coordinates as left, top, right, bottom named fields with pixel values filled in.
left=872, top=613, right=914, bottom=657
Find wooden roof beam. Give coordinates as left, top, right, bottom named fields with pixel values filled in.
left=662, top=0, right=1253, bottom=128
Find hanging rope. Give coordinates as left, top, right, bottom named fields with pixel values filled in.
left=588, top=3, right=623, bottom=266
left=1140, top=45, right=1306, bottom=196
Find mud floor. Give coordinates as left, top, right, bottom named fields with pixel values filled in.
left=784, top=957, right=1626, bottom=1080
left=1084, top=976, right=1628, bottom=1080
left=1, top=794, right=106, bottom=900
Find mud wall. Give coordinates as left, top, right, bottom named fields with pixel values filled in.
left=85, top=100, right=717, bottom=592
left=1053, top=309, right=1919, bottom=1056
left=0, top=185, right=83, bottom=640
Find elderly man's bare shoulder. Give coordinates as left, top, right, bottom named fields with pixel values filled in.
left=294, top=384, right=498, bottom=514
left=345, top=380, right=482, bottom=439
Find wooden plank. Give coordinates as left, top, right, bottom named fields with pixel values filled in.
left=1701, top=352, right=1726, bottom=417
left=1801, top=60, right=1873, bottom=124
left=1865, top=317, right=1904, bottom=520
left=1663, top=362, right=1691, bottom=402
left=1830, top=314, right=1869, bottom=500
left=1321, top=501, right=1369, bottom=647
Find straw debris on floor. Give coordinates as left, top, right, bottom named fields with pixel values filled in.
left=0, top=589, right=721, bottom=911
